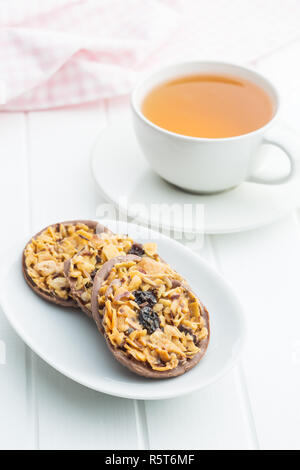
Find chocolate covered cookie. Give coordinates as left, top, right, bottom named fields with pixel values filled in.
left=91, top=256, right=209, bottom=378
left=23, top=220, right=108, bottom=307
left=65, top=233, right=159, bottom=317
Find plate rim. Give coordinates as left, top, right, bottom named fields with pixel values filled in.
left=0, top=220, right=247, bottom=400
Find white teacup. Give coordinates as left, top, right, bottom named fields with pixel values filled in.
left=131, top=61, right=300, bottom=193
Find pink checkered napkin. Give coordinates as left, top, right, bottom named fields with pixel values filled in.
left=0, top=0, right=178, bottom=111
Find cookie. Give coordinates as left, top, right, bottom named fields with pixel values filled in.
left=64, top=234, right=159, bottom=317
left=91, top=256, right=209, bottom=378
left=23, top=220, right=109, bottom=307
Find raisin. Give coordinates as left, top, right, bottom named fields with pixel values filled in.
left=138, top=306, right=160, bottom=334
left=90, top=269, right=97, bottom=280
left=179, top=325, right=197, bottom=345
left=133, top=289, right=157, bottom=307
left=128, top=243, right=145, bottom=257
left=178, top=324, right=192, bottom=336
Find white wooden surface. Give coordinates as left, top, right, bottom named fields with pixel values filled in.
left=1, top=1, right=300, bottom=450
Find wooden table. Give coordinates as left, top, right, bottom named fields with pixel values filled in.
left=1, top=0, right=300, bottom=450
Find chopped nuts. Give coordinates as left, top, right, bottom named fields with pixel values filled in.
left=68, top=234, right=160, bottom=313
left=24, top=222, right=96, bottom=300
left=143, top=242, right=158, bottom=257
left=102, top=244, right=121, bottom=260
left=98, top=257, right=208, bottom=372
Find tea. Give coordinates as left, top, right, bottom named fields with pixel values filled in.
left=142, top=74, right=274, bottom=138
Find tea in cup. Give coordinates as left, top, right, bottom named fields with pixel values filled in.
left=131, top=61, right=299, bottom=193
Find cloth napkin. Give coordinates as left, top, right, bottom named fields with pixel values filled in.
left=0, top=0, right=178, bottom=111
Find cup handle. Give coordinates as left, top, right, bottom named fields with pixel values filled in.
left=247, top=129, right=300, bottom=185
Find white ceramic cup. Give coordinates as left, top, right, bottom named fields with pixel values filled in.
left=131, top=61, right=300, bottom=193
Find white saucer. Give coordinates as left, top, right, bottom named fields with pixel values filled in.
left=0, top=220, right=245, bottom=400
left=91, top=119, right=300, bottom=234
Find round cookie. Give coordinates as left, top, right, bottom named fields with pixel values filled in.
left=91, top=256, right=209, bottom=378
left=23, top=220, right=109, bottom=307
left=65, top=235, right=159, bottom=317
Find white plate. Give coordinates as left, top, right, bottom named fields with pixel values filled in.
left=0, top=220, right=245, bottom=400
left=91, top=118, right=300, bottom=234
